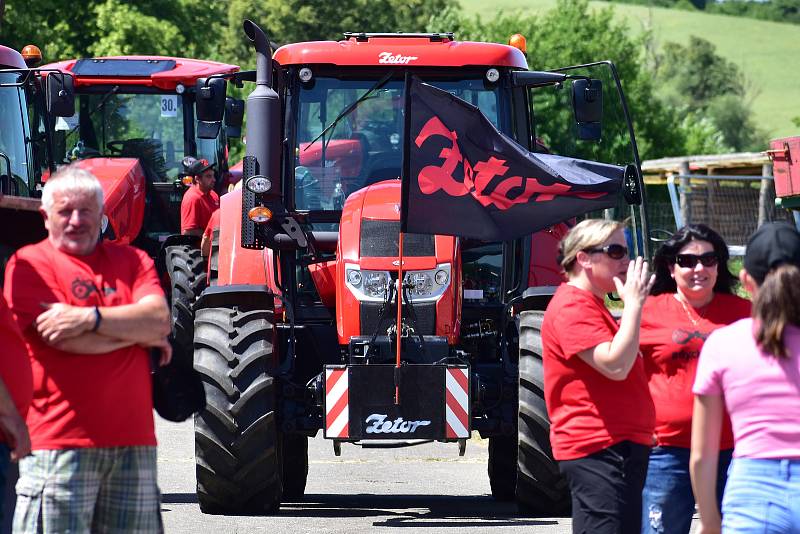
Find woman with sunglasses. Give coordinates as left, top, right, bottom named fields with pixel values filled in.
left=691, top=222, right=800, bottom=534
left=542, top=218, right=655, bottom=534
left=639, top=224, right=750, bottom=534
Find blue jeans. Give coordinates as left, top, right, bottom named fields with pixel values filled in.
left=722, top=457, right=800, bottom=533
left=642, top=446, right=732, bottom=534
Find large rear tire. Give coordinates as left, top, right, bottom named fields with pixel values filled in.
left=193, top=306, right=282, bottom=515
left=165, top=244, right=206, bottom=366
left=517, top=310, right=571, bottom=515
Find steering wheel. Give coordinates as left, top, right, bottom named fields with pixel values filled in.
left=106, top=140, right=126, bottom=155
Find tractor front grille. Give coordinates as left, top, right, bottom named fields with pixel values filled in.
left=360, top=301, right=436, bottom=336
left=360, top=220, right=435, bottom=257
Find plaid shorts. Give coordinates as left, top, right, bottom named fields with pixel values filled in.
left=13, top=446, right=163, bottom=534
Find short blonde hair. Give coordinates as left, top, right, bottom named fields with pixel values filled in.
left=41, top=164, right=104, bottom=213
left=559, top=219, right=625, bottom=273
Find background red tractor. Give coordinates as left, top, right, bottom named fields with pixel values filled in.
left=191, top=21, right=650, bottom=515
left=0, top=44, right=74, bottom=260
left=0, top=53, right=246, bottom=364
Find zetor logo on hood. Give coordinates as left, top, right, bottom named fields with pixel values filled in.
left=378, top=52, right=418, bottom=64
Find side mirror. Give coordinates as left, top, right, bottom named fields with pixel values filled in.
left=572, top=78, right=602, bottom=141
left=46, top=72, right=75, bottom=117
left=224, top=97, right=245, bottom=138
left=196, top=77, right=227, bottom=139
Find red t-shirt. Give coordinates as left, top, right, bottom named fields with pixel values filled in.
left=541, top=283, right=656, bottom=460
left=640, top=292, right=751, bottom=449
left=3, top=239, right=163, bottom=450
left=181, top=186, right=220, bottom=234
left=0, top=294, right=33, bottom=445
left=203, top=208, right=221, bottom=240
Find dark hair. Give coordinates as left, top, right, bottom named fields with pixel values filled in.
left=753, top=263, right=800, bottom=359
left=651, top=224, right=737, bottom=295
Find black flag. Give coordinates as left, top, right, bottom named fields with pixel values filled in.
left=401, top=76, right=627, bottom=241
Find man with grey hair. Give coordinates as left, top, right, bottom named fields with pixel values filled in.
left=4, top=164, right=171, bottom=532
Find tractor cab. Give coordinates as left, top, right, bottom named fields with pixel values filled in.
left=0, top=45, right=74, bottom=256
left=41, top=56, right=241, bottom=254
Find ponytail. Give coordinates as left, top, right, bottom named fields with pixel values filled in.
left=753, top=263, right=800, bottom=359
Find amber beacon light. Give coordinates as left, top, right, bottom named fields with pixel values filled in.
left=21, top=45, right=43, bottom=67
left=508, top=34, right=527, bottom=54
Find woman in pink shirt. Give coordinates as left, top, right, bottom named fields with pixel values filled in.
left=691, top=222, right=800, bottom=534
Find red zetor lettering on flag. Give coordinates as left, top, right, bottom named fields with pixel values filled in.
left=414, top=116, right=469, bottom=197
left=414, top=116, right=606, bottom=211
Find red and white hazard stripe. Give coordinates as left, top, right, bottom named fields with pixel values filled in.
left=445, top=367, right=469, bottom=438
left=325, top=368, right=349, bottom=438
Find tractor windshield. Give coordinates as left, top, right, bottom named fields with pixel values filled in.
left=0, top=73, right=34, bottom=195
left=292, top=75, right=503, bottom=212
left=53, top=91, right=195, bottom=181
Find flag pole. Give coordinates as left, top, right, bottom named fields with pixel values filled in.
left=395, top=231, right=404, bottom=405
left=395, top=72, right=413, bottom=406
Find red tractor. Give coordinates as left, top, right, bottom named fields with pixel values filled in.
left=192, top=21, right=649, bottom=514
left=0, top=52, right=243, bottom=361
left=0, top=44, right=74, bottom=259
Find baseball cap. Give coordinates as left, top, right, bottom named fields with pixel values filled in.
left=182, top=156, right=215, bottom=176
left=743, top=222, right=800, bottom=284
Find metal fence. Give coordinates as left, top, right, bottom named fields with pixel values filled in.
left=666, top=173, right=795, bottom=253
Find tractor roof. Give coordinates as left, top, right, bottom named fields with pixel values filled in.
left=41, top=56, right=239, bottom=91
left=0, top=45, right=26, bottom=69
left=273, top=33, right=528, bottom=69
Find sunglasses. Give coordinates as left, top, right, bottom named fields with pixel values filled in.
left=583, top=244, right=629, bottom=260
left=674, top=252, right=719, bottom=268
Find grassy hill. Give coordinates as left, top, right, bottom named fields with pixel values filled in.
left=460, top=0, right=800, bottom=140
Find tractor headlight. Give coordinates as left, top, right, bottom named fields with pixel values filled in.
left=402, top=264, right=451, bottom=301
left=405, top=272, right=433, bottom=296
left=363, top=271, right=390, bottom=298
left=345, top=266, right=390, bottom=302
left=346, top=269, right=362, bottom=286
left=345, top=264, right=451, bottom=303
left=246, top=174, right=272, bottom=194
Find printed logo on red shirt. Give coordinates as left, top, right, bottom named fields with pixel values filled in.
left=71, top=278, right=97, bottom=300
left=670, top=328, right=710, bottom=361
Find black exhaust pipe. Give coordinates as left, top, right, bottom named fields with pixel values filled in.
left=241, top=20, right=282, bottom=249
left=242, top=19, right=280, bottom=202
left=243, top=19, right=273, bottom=88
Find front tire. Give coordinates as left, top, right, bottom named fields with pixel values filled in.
left=193, top=305, right=282, bottom=514
left=517, top=310, right=570, bottom=515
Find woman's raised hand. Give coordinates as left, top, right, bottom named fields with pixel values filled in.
left=614, top=256, right=655, bottom=307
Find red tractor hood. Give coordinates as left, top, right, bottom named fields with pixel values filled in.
left=70, top=158, right=146, bottom=244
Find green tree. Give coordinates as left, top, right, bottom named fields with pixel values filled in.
left=428, top=0, right=686, bottom=160
left=653, top=36, right=765, bottom=151
left=2, top=0, right=225, bottom=62
left=657, top=36, right=745, bottom=110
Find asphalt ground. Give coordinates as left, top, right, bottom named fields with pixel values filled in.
left=0, top=416, right=700, bottom=533
left=156, top=417, right=574, bottom=533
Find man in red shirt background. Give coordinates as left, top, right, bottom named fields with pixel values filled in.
left=180, top=156, right=219, bottom=236
left=4, top=165, right=171, bottom=532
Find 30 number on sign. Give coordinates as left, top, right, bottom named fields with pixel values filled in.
left=161, top=95, right=178, bottom=118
